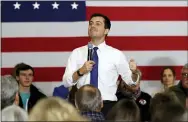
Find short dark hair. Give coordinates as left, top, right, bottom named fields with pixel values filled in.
left=75, top=84, right=102, bottom=112
left=15, top=63, right=34, bottom=76
left=106, top=99, right=140, bottom=121
left=150, top=91, right=185, bottom=122
left=89, top=13, right=111, bottom=30
left=160, top=66, right=176, bottom=83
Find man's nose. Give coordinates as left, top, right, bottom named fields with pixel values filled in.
left=91, top=23, right=96, bottom=28
left=25, top=75, right=30, bottom=79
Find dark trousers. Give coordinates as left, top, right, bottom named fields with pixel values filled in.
left=101, top=100, right=117, bottom=117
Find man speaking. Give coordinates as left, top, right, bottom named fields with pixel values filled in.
left=62, top=13, right=140, bottom=116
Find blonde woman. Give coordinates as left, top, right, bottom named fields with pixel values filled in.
left=28, top=97, right=88, bottom=121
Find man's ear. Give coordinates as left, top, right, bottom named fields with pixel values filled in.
left=104, top=29, right=109, bottom=35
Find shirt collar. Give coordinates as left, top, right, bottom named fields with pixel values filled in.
left=90, top=41, right=106, bottom=52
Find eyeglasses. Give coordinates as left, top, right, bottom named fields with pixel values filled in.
left=182, top=73, right=188, bottom=78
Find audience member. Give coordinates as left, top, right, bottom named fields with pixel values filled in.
left=53, top=84, right=69, bottom=99
left=14, top=63, right=46, bottom=112
left=2, top=104, right=28, bottom=121
left=75, top=84, right=105, bottom=121
left=106, top=99, right=140, bottom=121
left=150, top=91, right=186, bottom=122
left=28, top=97, right=87, bottom=121
left=116, top=69, right=151, bottom=121
left=160, top=66, right=176, bottom=91
left=169, top=63, right=188, bottom=108
left=1, top=75, right=19, bottom=110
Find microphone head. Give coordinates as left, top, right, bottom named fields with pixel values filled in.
left=88, top=42, right=93, bottom=49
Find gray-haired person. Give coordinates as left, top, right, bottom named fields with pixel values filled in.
left=169, top=63, right=188, bottom=108
left=1, top=75, right=19, bottom=110
left=75, top=84, right=105, bottom=121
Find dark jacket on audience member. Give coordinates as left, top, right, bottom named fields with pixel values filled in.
left=169, top=81, right=187, bottom=107
left=19, top=84, right=46, bottom=112
left=116, top=90, right=152, bottom=121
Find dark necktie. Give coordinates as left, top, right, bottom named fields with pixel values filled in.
left=90, top=47, right=98, bottom=87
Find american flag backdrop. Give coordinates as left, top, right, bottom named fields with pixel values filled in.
left=1, top=0, right=188, bottom=96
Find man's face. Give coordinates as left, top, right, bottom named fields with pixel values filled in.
left=16, top=69, right=33, bottom=87
left=88, top=16, right=108, bottom=39
left=181, top=68, right=188, bottom=88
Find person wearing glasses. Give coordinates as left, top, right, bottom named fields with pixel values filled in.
left=169, top=63, right=188, bottom=108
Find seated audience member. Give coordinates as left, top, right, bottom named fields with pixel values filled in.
left=53, top=84, right=69, bottom=99
left=1, top=75, right=19, bottom=110
left=106, top=99, right=140, bottom=121
left=169, top=63, right=188, bottom=108
left=150, top=91, right=186, bottom=122
left=14, top=63, right=46, bottom=112
left=116, top=69, right=151, bottom=121
left=12, top=63, right=46, bottom=98
left=160, top=66, right=176, bottom=91
left=75, top=84, right=105, bottom=121
left=2, top=105, right=28, bottom=121
left=28, top=97, right=87, bottom=121
left=152, top=66, right=176, bottom=97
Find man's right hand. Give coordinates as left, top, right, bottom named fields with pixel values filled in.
left=79, top=61, right=95, bottom=75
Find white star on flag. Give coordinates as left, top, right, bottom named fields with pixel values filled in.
left=33, top=2, right=40, bottom=9
left=13, top=2, right=21, bottom=9
left=71, top=2, right=78, bottom=10
left=52, top=2, right=59, bottom=9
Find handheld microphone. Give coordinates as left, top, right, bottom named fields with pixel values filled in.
left=88, top=42, right=93, bottom=61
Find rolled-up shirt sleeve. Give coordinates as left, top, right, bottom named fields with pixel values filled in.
left=116, top=51, right=137, bottom=86
left=62, top=49, right=78, bottom=87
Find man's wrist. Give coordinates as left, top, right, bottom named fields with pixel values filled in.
left=77, top=69, right=84, bottom=76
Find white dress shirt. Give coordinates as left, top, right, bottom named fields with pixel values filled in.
left=62, top=41, right=136, bottom=101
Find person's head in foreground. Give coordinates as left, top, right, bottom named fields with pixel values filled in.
left=106, top=99, right=140, bottom=121
left=28, top=97, right=88, bottom=121
left=150, top=91, right=186, bottom=122
left=2, top=105, right=28, bottom=121
left=75, top=84, right=103, bottom=112
left=1, top=75, right=19, bottom=109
